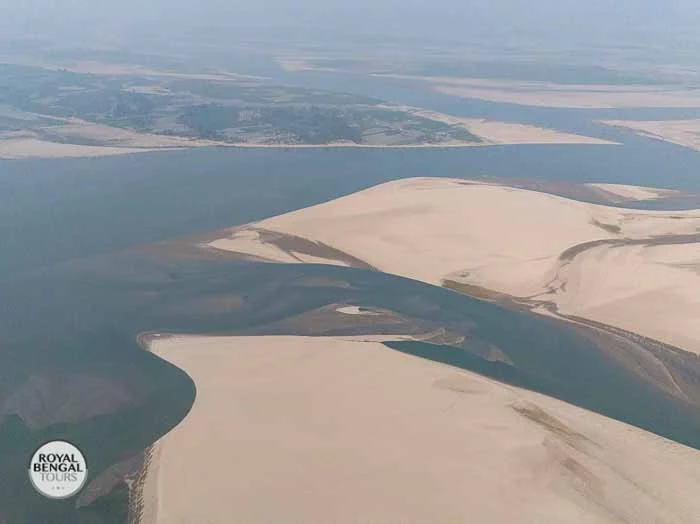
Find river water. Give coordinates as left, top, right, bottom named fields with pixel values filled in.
left=1, top=70, right=700, bottom=522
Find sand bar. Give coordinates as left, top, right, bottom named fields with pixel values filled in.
left=141, top=335, right=700, bottom=523
left=209, top=178, right=700, bottom=354
left=602, top=119, right=700, bottom=152
left=539, top=241, right=700, bottom=352
left=0, top=138, right=158, bottom=159
left=0, top=120, right=223, bottom=160
left=392, top=105, right=617, bottom=145
left=379, top=75, right=700, bottom=108
left=461, top=118, right=614, bottom=144
left=586, top=183, right=681, bottom=202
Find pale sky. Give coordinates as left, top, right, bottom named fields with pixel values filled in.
left=2, top=1, right=699, bottom=53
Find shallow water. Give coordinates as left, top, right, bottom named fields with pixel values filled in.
left=2, top=73, right=700, bottom=522
left=4, top=251, right=700, bottom=522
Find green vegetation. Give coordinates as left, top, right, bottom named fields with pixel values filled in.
left=177, top=103, right=478, bottom=144
left=0, top=63, right=480, bottom=146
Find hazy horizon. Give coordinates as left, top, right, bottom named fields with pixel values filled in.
left=3, top=0, right=700, bottom=52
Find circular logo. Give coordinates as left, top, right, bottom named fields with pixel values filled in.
left=29, top=440, right=88, bottom=499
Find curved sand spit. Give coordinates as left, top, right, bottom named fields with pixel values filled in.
left=141, top=335, right=700, bottom=524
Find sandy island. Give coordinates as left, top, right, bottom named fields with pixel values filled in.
left=139, top=335, right=700, bottom=523
left=209, top=178, right=700, bottom=355
left=376, top=75, right=700, bottom=109
left=602, top=119, right=700, bottom=152
left=387, top=105, right=616, bottom=146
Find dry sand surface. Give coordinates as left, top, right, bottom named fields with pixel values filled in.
left=209, top=178, right=700, bottom=354
left=461, top=118, right=613, bottom=145
left=381, top=75, right=700, bottom=108
left=586, top=183, right=681, bottom=202
left=602, top=119, right=700, bottom=152
left=0, top=137, right=157, bottom=159
left=548, top=242, right=700, bottom=353
left=141, top=335, right=700, bottom=524
left=335, top=305, right=381, bottom=315
left=394, top=106, right=617, bottom=145
left=0, top=121, right=225, bottom=159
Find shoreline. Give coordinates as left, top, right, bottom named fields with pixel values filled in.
left=128, top=178, right=700, bottom=522
left=601, top=119, right=700, bottom=152
left=0, top=139, right=522, bottom=160
left=0, top=139, right=616, bottom=161
left=135, top=334, right=700, bottom=523
left=207, top=177, right=700, bottom=355
left=0, top=112, right=617, bottom=160
left=128, top=444, right=160, bottom=524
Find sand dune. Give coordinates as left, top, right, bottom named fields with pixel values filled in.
left=209, top=178, right=700, bottom=354
left=142, top=335, right=700, bottom=524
